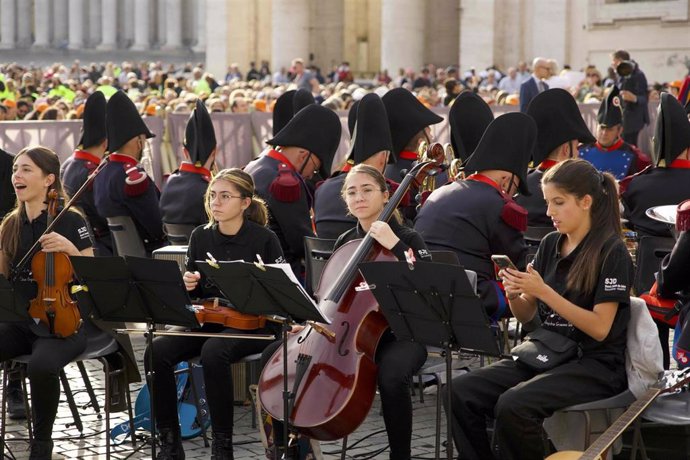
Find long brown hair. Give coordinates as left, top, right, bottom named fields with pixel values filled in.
left=541, top=159, right=621, bottom=295
left=204, top=168, right=268, bottom=226
left=0, top=146, right=65, bottom=267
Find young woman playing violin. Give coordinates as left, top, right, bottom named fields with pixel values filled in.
left=145, top=168, right=284, bottom=460
left=449, top=159, right=633, bottom=460
left=264, top=164, right=432, bottom=460
left=0, top=146, right=94, bottom=460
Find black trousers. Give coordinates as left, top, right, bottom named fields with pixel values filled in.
left=622, top=131, right=640, bottom=146
left=0, top=322, right=87, bottom=440
left=260, top=331, right=427, bottom=460
left=144, top=325, right=271, bottom=434
left=450, top=358, right=626, bottom=460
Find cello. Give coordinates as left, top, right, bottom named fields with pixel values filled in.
left=258, top=150, right=444, bottom=441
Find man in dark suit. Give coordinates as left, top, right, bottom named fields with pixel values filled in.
left=612, top=49, right=649, bottom=146
left=519, top=57, right=550, bottom=113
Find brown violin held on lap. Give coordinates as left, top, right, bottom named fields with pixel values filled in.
left=27, top=190, right=81, bottom=338
left=191, top=297, right=268, bottom=330
left=546, top=369, right=690, bottom=460
left=257, top=147, right=446, bottom=441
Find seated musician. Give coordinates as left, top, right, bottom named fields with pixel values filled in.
left=516, top=88, right=595, bottom=227
left=414, top=113, right=533, bottom=319
left=262, top=164, right=432, bottom=460
left=145, top=168, right=284, bottom=460
left=657, top=200, right=690, bottom=368
left=314, top=93, right=396, bottom=239
left=450, top=159, right=633, bottom=460
left=0, top=147, right=94, bottom=459
left=579, top=86, right=649, bottom=180
left=160, top=100, right=217, bottom=233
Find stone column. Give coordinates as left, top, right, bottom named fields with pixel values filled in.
left=206, top=0, right=228, bottom=78
left=67, top=0, right=85, bottom=49
left=162, top=0, right=183, bottom=49
left=0, top=0, right=16, bottom=49
left=98, top=0, right=118, bottom=50
left=33, top=0, right=51, bottom=48
left=381, top=0, right=425, bottom=74
left=192, top=0, right=206, bottom=52
left=271, top=0, right=310, bottom=72
left=89, top=0, right=102, bottom=47
left=131, top=0, right=151, bottom=50
left=459, top=0, right=496, bottom=72
left=53, top=0, right=69, bottom=47
left=16, top=0, right=31, bottom=47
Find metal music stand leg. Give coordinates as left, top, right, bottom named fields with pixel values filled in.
left=145, top=321, right=158, bottom=459
left=444, top=344, right=454, bottom=460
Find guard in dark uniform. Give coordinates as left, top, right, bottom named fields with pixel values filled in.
left=159, top=100, right=216, bottom=237
left=314, top=93, right=395, bottom=239
left=245, top=104, right=341, bottom=275
left=579, top=86, right=650, bottom=180
left=382, top=88, right=443, bottom=182
left=60, top=91, right=112, bottom=255
left=271, top=88, right=315, bottom=136
left=621, top=93, right=690, bottom=238
left=448, top=91, right=494, bottom=163
left=516, top=88, right=595, bottom=227
left=94, top=90, right=167, bottom=253
left=415, top=113, right=535, bottom=318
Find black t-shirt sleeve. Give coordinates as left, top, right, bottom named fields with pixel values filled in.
left=593, top=240, right=633, bottom=306
left=61, top=211, right=93, bottom=252
left=263, top=229, right=285, bottom=264
left=390, top=227, right=432, bottom=262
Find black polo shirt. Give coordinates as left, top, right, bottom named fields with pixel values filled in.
left=185, top=220, right=285, bottom=299
left=10, top=209, right=92, bottom=301
left=532, top=231, right=633, bottom=368
left=334, top=218, right=432, bottom=262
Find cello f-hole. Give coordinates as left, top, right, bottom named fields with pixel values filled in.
left=337, top=321, right=350, bottom=357
left=297, top=326, right=313, bottom=344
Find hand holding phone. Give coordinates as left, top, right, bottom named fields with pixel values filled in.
left=491, top=255, right=517, bottom=271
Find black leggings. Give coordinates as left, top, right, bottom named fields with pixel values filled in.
left=450, top=358, right=626, bottom=460
left=0, top=322, right=87, bottom=440
left=260, top=332, right=427, bottom=460
left=144, top=325, right=271, bottom=434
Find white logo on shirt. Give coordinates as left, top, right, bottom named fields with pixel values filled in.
left=77, top=226, right=90, bottom=240
left=604, top=277, right=627, bottom=292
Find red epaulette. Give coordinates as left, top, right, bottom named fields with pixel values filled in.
left=501, top=200, right=528, bottom=232
left=123, top=164, right=150, bottom=197
left=269, top=163, right=301, bottom=202
left=677, top=200, right=690, bottom=232
left=619, top=165, right=652, bottom=196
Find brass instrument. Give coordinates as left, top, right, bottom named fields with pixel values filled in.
left=415, top=141, right=453, bottom=207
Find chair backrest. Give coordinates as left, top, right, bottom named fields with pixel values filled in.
left=107, top=216, right=147, bottom=258
left=633, top=235, right=675, bottom=295
left=152, top=245, right=189, bottom=273
left=304, top=236, right=337, bottom=297
left=164, top=223, right=196, bottom=245
left=429, top=250, right=477, bottom=294
left=524, top=226, right=554, bottom=243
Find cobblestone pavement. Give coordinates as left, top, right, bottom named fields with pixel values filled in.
left=1, top=335, right=471, bottom=460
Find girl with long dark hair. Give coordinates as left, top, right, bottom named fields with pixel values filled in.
left=449, top=159, right=633, bottom=460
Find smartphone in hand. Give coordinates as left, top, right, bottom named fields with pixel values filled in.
left=491, top=254, right=517, bottom=271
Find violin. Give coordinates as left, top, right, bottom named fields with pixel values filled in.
left=27, top=190, right=82, bottom=338
left=192, top=297, right=268, bottom=330
left=258, top=152, right=444, bottom=441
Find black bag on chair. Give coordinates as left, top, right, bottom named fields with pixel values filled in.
left=511, top=327, right=579, bottom=371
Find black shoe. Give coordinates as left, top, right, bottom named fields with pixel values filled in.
left=29, top=439, right=53, bottom=460
left=7, top=382, right=27, bottom=420
left=156, top=426, right=185, bottom=460
left=265, top=444, right=298, bottom=460
left=211, top=430, right=234, bottom=460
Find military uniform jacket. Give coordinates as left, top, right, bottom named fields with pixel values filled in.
left=244, top=150, right=314, bottom=271
left=61, top=151, right=111, bottom=244
left=621, top=161, right=690, bottom=237
left=579, top=140, right=649, bottom=180
left=516, top=163, right=554, bottom=228
left=160, top=162, right=211, bottom=227
left=93, top=153, right=166, bottom=251
left=384, top=150, right=416, bottom=183
left=313, top=172, right=356, bottom=240
left=414, top=179, right=527, bottom=317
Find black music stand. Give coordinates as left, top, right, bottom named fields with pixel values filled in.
left=196, top=260, right=329, bottom=456
left=71, top=256, right=200, bottom=459
left=358, top=261, right=500, bottom=460
left=0, top=275, right=30, bottom=322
